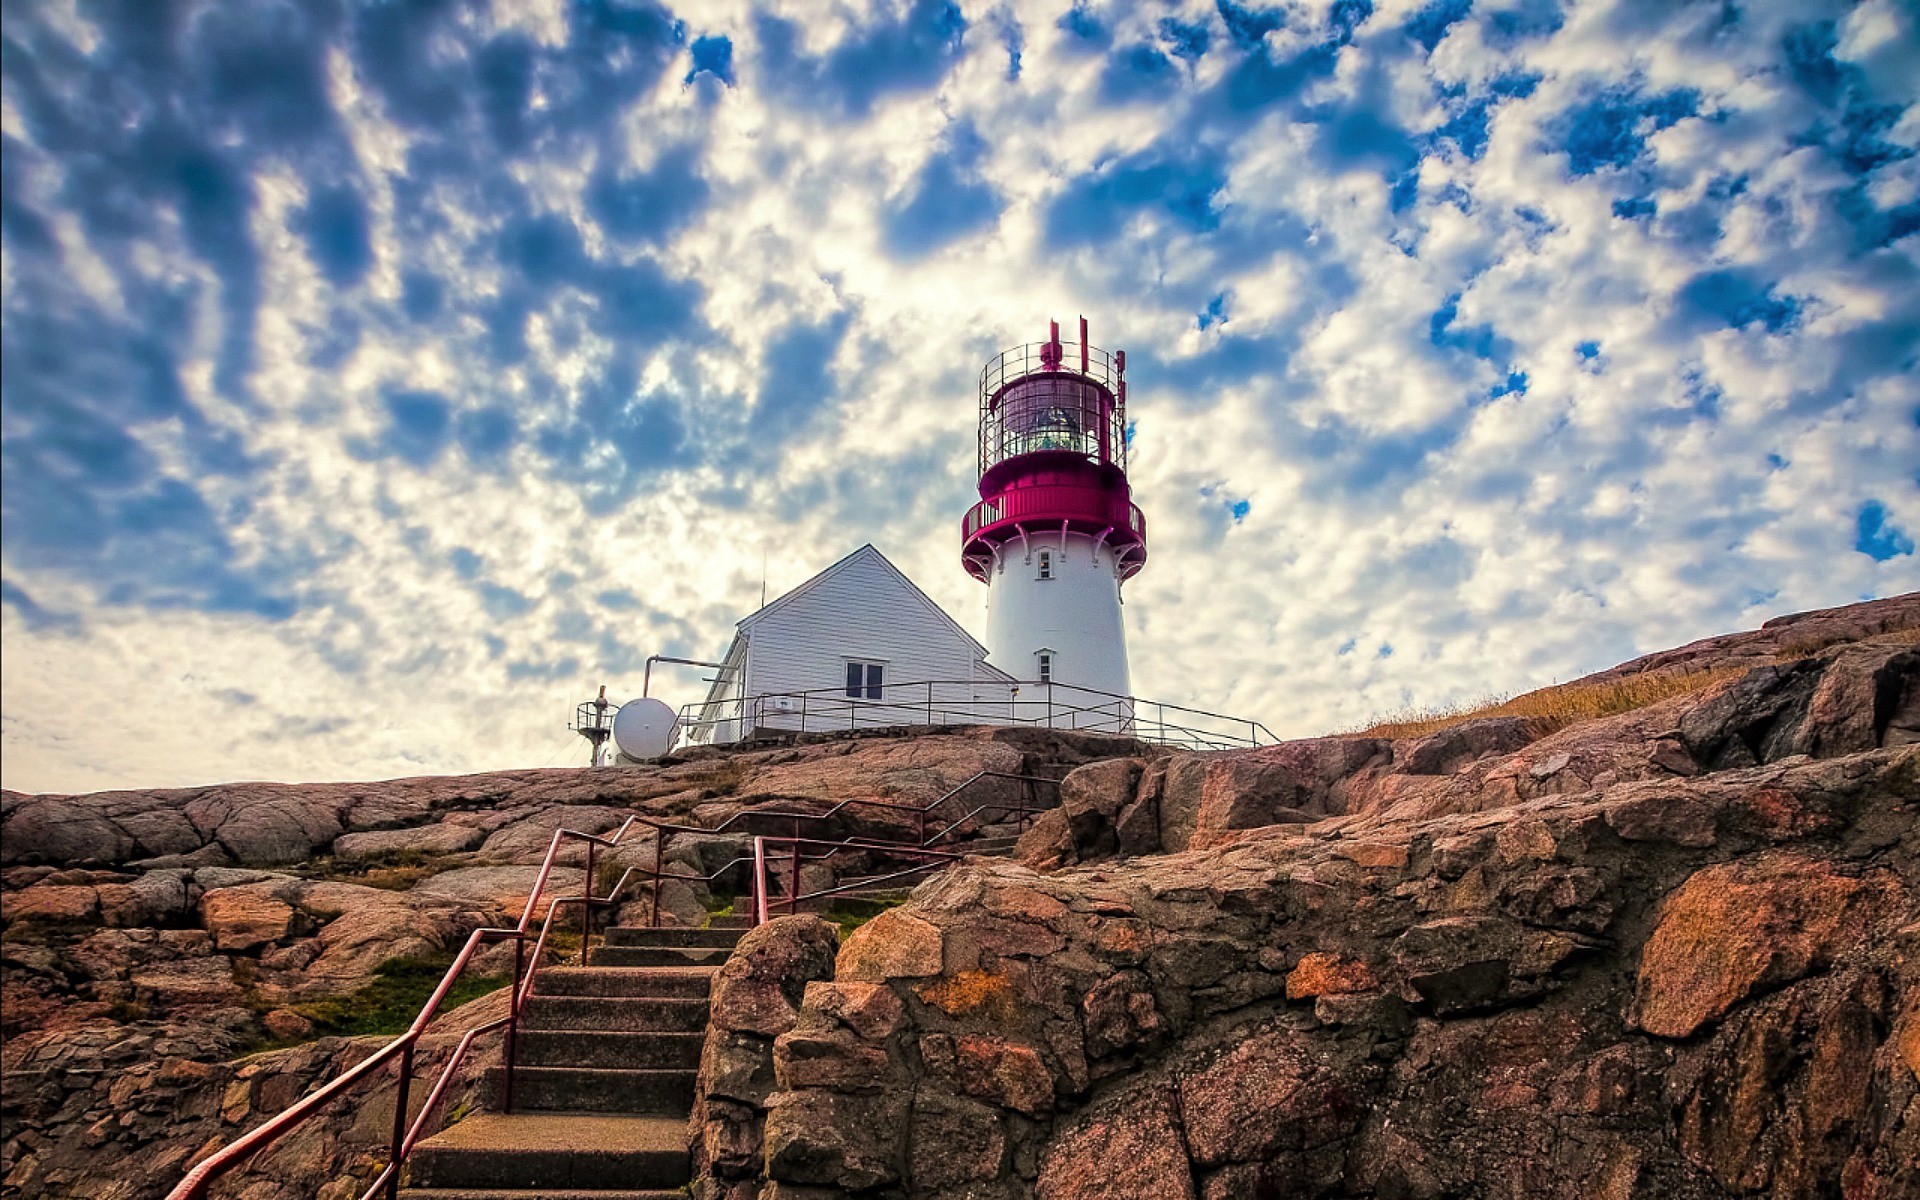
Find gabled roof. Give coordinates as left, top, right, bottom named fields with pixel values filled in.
left=739, top=543, right=988, bottom=656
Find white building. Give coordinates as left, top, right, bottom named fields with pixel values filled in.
left=688, top=545, right=1016, bottom=742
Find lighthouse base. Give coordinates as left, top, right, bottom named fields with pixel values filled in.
left=983, top=529, right=1132, bottom=699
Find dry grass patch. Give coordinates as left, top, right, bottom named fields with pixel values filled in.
left=1349, top=665, right=1746, bottom=739
left=1349, top=626, right=1917, bottom=741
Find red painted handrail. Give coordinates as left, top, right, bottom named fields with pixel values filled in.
left=164, top=771, right=1061, bottom=1198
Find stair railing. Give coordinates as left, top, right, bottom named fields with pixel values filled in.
left=166, top=773, right=1063, bottom=1199
left=165, top=818, right=641, bottom=1200
left=750, top=834, right=966, bottom=922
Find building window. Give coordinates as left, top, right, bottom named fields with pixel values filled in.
left=1037, top=651, right=1053, bottom=684
left=845, top=660, right=884, bottom=700
left=1037, top=550, right=1053, bottom=580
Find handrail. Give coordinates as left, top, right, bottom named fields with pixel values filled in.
left=676, top=676, right=1277, bottom=751
left=167, top=771, right=1061, bottom=1197
left=752, top=834, right=967, bottom=920
left=166, top=819, right=640, bottom=1200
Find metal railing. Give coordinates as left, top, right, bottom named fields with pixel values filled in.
left=677, top=678, right=1276, bottom=751
left=961, top=488, right=1146, bottom=540
left=981, top=340, right=1122, bottom=402
left=751, top=835, right=965, bottom=924
left=166, top=771, right=1057, bottom=1198
left=166, top=819, right=620, bottom=1200
left=978, top=340, right=1127, bottom=478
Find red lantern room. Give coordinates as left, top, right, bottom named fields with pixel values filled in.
left=960, top=317, right=1147, bottom=583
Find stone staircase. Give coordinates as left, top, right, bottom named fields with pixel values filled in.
left=399, top=919, right=749, bottom=1199
left=398, top=830, right=1031, bottom=1196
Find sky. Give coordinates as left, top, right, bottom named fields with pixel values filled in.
left=2, top=0, right=1916, bottom=794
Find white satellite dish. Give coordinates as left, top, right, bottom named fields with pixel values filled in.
left=612, top=697, right=679, bottom=760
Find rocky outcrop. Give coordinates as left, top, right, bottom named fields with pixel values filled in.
left=2, top=728, right=1122, bottom=1200
left=7, top=596, right=1916, bottom=1200
left=1, top=988, right=507, bottom=1200
left=755, top=743, right=1916, bottom=1198
left=692, top=915, right=840, bottom=1200
left=0, top=727, right=1130, bottom=871
left=1019, top=634, right=1918, bottom=866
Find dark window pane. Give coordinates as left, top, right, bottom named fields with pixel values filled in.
left=846, top=662, right=862, bottom=698
left=866, top=664, right=884, bottom=700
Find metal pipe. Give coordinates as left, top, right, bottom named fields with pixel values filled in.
left=643, top=655, right=732, bottom=698
left=582, top=842, right=597, bottom=960
left=505, top=936, right=523, bottom=1114
left=386, top=1045, right=413, bottom=1200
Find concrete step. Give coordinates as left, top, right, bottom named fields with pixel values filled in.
left=515, top=1030, right=704, bottom=1071
left=519, top=994, right=709, bottom=1033
left=601, top=926, right=745, bottom=949
left=587, top=944, right=735, bottom=969
left=485, top=1065, right=694, bottom=1114
left=705, top=914, right=753, bottom=929
left=531, top=967, right=713, bottom=998
left=407, top=1113, right=688, bottom=1190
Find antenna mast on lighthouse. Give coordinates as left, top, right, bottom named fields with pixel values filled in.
left=960, top=318, right=1146, bottom=704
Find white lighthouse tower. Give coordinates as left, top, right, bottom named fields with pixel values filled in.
left=960, top=319, right=1147, bottom=701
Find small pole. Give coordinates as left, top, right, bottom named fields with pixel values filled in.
left=583, top=843, right=596, bottom=958
left=1079, top=316, right=1089, bottom=374
left=504, top=938, right=522, bottom=1113
left=752, top=837, right=768, bottom=926
left=650, top=832, right=663, bottom=929
left=388, top=1045, right=414, bottom=1199
left=788, top=837, right=802, bottom=916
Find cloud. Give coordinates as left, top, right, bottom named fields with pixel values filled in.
left=1, top=0, right=1915, bottom=792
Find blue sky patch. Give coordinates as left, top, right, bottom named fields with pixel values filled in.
left=1558, top=84, right=1700, bottom=175
left=1856, top=502, right=1914, bottom=561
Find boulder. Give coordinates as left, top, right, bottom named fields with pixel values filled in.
left=692, top=916, right=840, bottom=1193
left=1632, top=854, right=1898, bottom=1038
left=837, top=910, right=945, bottom=982
left=0, top=884, right=99, bottom=925
left=331, top=824, right=483, bottom=859
left=199, top=886, right=298, bottom=952
left=1395, top=717, right=1551, bottom=776
left=1037, top=1087, right=1194, bottom=1200
left=407, top=865, right=586, bottom=919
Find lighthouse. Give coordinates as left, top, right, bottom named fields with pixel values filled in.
left=961, top=318, right=1146, bottom=700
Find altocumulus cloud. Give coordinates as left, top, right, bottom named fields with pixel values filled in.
left=1, top=0, right=1915, bottom=793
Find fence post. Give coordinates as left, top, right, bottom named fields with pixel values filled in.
left=387, top=1044, right=414, bottom=1200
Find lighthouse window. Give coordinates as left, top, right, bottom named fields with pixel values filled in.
left=1037, top=652, right=1053, bottom=684
left=1037, top=551, right=1053, bottom=580
left=844, top=660, right=884, bottom=700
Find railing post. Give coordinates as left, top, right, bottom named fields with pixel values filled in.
left=650, top=832, right=663, bottom=929
left=752, top=837, right=768, bottom=926
left=505, top=938, right=522, bottom=1114
left=788, top=837, right=802, bottom=916
left=387, top=1044, right=414, bottom=1200
left=582, top=842, right=596, bottom=960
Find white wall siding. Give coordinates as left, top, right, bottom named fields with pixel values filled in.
left=742, top=550, right=987, bottom=736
